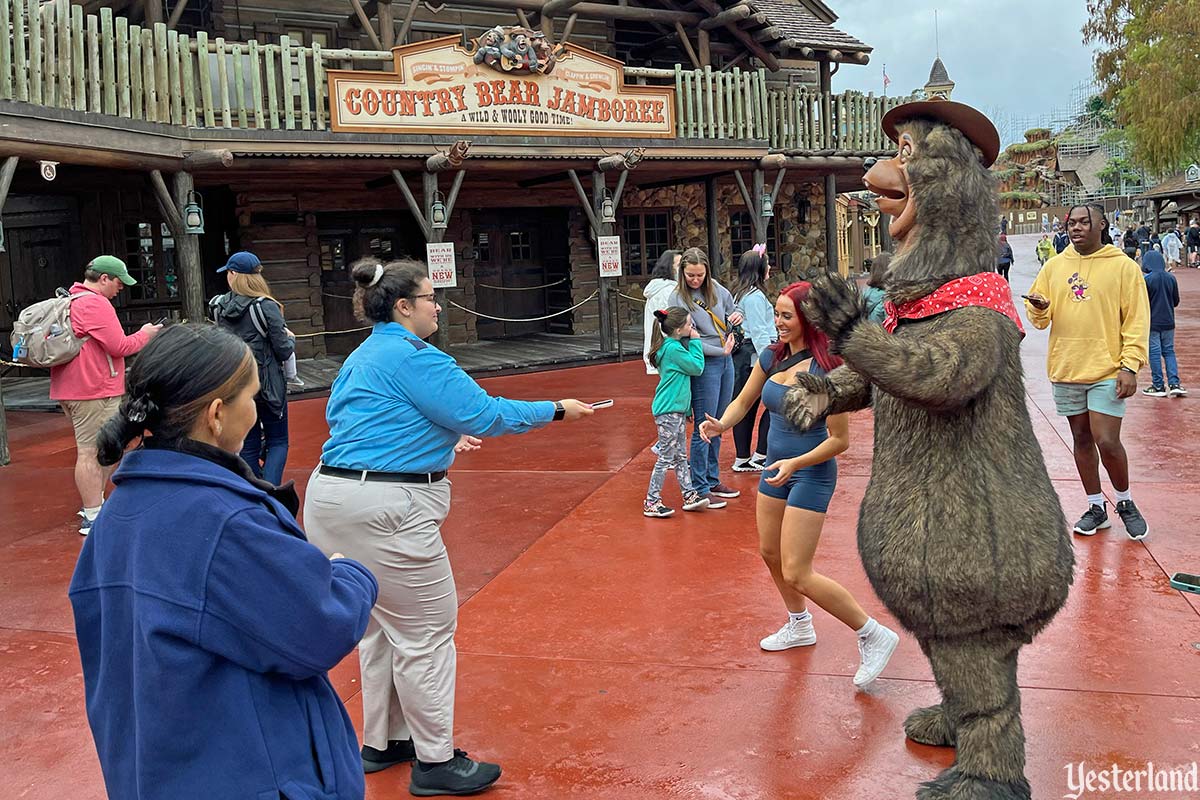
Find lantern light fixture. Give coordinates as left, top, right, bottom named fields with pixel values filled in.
left=183, top=190, right=205, bottom=234
left=430, top=191, right=448, bottom=230
left=761, top=191, right=774, bottom=218
left=600, top=190, right=616, bottom=225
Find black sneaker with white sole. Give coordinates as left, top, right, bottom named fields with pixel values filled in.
left=1073, top=503, right=1111, bottom=536
left=409, top=750, right=501, bottom=797
left=1115, top=499, right=1149, bottom=540
left=1169, top=384, right=1188, bottom=397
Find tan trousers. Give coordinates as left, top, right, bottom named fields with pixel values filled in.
left=304, top=469, right=457, bottom=762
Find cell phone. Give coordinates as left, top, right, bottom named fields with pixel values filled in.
left=1019, top=295, right=1033, bottom=301
left=591, top=399, right=614, bottom=409
left=154, top=316, right=170, bottom=326
left=1169, top=572, right=1200, bottom=594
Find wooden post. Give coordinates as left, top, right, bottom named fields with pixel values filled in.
left=143, top=0, right=163, bottom=28
left=825, top=173, right=838, bottom=275
left=347, top=0, right=384, bottom=51
left=751, top=168, right=766, bottom=244
left=705, top=175, right=720, bottom=276
left=422, top=171, right=450, bottom=349
left=378, top=0, right=395, bottom=49
left=397, top=0, right=419, bottom=44
left=591, top=169, right=614, bottom=352
left=697, top=28, right=711, bottom=67
left=0, top=156, right=17, bottom=467
left=172, top=171, right=205, bottom=321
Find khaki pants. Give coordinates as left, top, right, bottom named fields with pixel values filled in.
left=304, top=469, right=457, bottom=762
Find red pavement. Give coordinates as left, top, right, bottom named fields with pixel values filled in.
left=2, top=239, right=1198, bottom=799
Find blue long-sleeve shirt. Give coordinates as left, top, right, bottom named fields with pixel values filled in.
left=320, top=322, right=555, bottom=473
left=738, top=288, right=776, bottom=354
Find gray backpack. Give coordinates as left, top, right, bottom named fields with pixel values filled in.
left=10, top=290, right=115, bottom=375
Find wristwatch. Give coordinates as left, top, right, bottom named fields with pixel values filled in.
left=553, top=401, right=566, bottom=421
left=1119, top=366, right=1136, bottom=375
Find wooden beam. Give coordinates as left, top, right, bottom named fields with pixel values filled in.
left=567, top=169, right=600, bottom=232
left=165, top=0, right=188, bottom=30
left=172, top=171, right=205, bottom=322
left=183, top=149, right=234, bottom=169
left=542, top=0, right=584, bottom=16
left=699, top=1, right=750, bottom=30
left=769, top=167, right=787, bottom=206
left=347, top=0, right=384, bottom=51
left=448, top=0, right=700, bottom=25
left=149, top=170, right=183, bottom=233
left=444, top=169, right=466, bottom=219
left=397, top=0, right=420, bottom=44
left=392, top=169, right=430, bottom=240
left=674, top=21, right=701, bottom=70
left=732, top=170, right=755, bottom=214
left=338, top=0, right=378, bottom=39
left=143, top=0, right=163, bottom=27
left=541, top=14, right=555, bottom=43
left=691, top=0, right=780, bottom=71
left=378, top=0, right=395, bottom=49
left=0, top=156, right=15, bottom=467
left=697, top=28, right=711, bottom=67
left=515, top=8, right=534, bottom=28
left=559, top=13, right=578, bottom=44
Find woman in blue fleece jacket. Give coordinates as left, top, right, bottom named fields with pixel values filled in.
left=69, top=324, right=379, bottom=800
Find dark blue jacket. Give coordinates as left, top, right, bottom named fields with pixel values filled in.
left=1053, top=231, right=1069, bottom=253
left=1142, top=250, right=1179, bottom=331
left=69, top=444, right=379, bottom=800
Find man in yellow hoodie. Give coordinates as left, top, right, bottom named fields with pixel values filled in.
left=1025, top=203, right=1150, bottom=539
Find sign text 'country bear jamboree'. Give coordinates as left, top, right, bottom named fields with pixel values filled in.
left=327, top=30, right=675, bottom=138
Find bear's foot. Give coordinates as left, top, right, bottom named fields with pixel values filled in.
left=905, top=704, right=956, bottom=747
left=917, top=766, right=1031, bottom=800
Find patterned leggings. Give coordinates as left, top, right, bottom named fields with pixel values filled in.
left=646, top=412, right=695, bottom=504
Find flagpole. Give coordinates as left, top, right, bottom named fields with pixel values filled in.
left=883, top=63, right=888, bottom=98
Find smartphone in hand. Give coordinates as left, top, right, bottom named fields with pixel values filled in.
left=591, top=399, right=615, bottom=409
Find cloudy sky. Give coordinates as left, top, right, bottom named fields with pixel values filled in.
left=828, top=1, right=1098, bottom=145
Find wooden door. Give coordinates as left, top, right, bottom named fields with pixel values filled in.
left=1, top=218, right=80, bottom=334
left=474, top=209, right=566, bottom=339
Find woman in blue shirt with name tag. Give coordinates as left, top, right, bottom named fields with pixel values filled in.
left=304, top=258, right=592, bottom=798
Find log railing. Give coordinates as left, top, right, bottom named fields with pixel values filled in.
left=0, top=0, right=904, bottom=151
left=765, top=85, right=915, bottom=152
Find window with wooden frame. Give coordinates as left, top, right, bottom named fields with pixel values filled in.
left=122, top=221, right=178, bottom=303
left=729, top=209, right=778, bottom=263
left=620, top=209, right=672, bottom=276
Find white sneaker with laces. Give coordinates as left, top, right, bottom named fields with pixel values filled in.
left=760, top=616, right=817, bottom=651
left=853, top=623, right=899, bottom=686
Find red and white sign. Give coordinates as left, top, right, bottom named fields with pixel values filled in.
left=426, top=242, right=457, bottom=288
left=598, top=236, right=622, bottom=278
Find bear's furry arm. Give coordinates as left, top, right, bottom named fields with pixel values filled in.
left=781, top=364, right=870, bottom=431
left=838, top=307, right=1007, bottom=412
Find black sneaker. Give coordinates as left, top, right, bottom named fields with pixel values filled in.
left=410, top=750, right=501, bottom=796
left=1142, top=385, right=1168, bottom=398
left=362, top=739, right=415, bottom=773
left=1115, top=499, right=1149, bottom=540
left=1169, top=384, right=1189, bottom=397
left=1072, top=503, right=1111, bottom=536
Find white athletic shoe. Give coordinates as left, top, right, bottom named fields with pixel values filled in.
left=760, top=616, right=817, bottom=651
left=853, top=623, right=899, bottom=686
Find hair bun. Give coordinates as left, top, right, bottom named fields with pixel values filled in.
left=123, top=394, right=160, bottom=425
left=653, top=309, right=669, bottom=321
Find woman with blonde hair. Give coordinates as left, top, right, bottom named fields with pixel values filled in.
left=209, top=250, right=295, bottom=484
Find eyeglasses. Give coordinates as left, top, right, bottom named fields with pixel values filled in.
left=408, top=292, right=437, bottom=303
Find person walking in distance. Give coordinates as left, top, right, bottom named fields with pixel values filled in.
left=48, top=255, right=160, bottom=535
left=643, top=307, right=710, bottom=518
left=1140, top=247, right=1187, bottom=398
left=1025, top=204, right=1151, bottom=540
left=729, top=245, right=776, bottom=473
left=996, top=234, right=1015, bottom=281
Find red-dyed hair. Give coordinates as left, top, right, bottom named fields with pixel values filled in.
left=768, top=281, right=843, bottom=373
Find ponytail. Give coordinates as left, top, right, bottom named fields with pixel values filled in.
left=649, top=306, right=691, bottom=368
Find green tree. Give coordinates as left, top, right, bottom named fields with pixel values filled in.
left=1084, top=0, right=1200, bottom=173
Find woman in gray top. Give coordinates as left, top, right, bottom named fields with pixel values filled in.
left=667, top=247, right=743, bottom=505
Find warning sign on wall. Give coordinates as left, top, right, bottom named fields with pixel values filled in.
left=426, top=242, right=458, bottom=288
left=598, top=235, right=622, bottom=278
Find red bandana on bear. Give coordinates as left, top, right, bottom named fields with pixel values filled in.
left=882, top=272, right=1025, bottom=338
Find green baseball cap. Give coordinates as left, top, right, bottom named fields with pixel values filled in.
left=88, top=255, right=137, bottom=286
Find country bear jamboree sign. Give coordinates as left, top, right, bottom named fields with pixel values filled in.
left=327, top=34, right=675, bottom=138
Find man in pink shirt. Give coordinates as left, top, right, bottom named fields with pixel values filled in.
left=49, top=256, right=161, bottom=534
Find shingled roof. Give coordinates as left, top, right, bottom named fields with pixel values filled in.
left=751, top=0, right=871, bottom=53
left=694, top=0, right=873, bottom=64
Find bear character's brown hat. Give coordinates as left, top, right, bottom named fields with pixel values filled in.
left=882, top=96, right=1001, bottom=167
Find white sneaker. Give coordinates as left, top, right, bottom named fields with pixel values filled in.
left=853, top=623, right=899, bottom=686
left=760, top=616, right=817, bottom=651
left=732, top=458, right=764, bottom=473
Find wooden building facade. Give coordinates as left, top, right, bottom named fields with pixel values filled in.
left=0, top=0, right=905, bottom=360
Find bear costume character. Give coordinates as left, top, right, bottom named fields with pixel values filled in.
left=783, top=99, right=1074, bottom=800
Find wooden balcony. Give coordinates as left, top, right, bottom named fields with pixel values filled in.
left=0, top=0, right=906, bottom=153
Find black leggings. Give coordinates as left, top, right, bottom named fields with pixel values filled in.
left=731, top=345, right=771, bottom=459
left=997, top=263, right=1010, bottom=281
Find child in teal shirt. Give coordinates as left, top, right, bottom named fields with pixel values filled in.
left=645, top=307, right=710, bottom=517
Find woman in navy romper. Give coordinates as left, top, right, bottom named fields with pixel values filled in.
left=700, top=281, right=899, bottom=687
